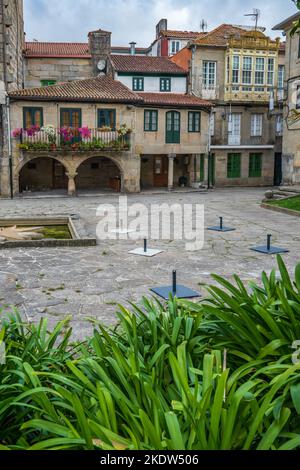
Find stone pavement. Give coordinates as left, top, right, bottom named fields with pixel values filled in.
left=0, top=188, right=299, bottom=340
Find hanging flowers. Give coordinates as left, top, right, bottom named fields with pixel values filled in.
left=59, top=127, right=74, bottom=142
left=78, top=126, right=91, bottom=139
left=12, top=128, right=23, bottom=138
left=118, top=124, right=132, bottom=136
left=25, top=125, right=40, bottom=137
left=41, top=125, right=56, bottom=144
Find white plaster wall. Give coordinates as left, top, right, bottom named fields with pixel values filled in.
left=116, top=74, right=187, bottom=93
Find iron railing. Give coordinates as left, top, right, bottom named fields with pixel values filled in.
left=18, top=128, right=131, bottom=152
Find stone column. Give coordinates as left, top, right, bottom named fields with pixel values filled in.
left=168, top=154, right=175, bottom=191
left=66, top=172, right=77, bottom=196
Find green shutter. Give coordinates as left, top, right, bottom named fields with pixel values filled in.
left=144, top=110, right=158, bottom=131
left=160, top=77, right=171, bottom=92
left=41, top=80, right=56, bottom=87
left=188, top=112, right=201, bottom=132
left=200, top=154, right=205, bottom=181
left=23, top=107, right=44, bottom=128
left=249, top=153, right=262, bottom=177
left=166, top=111, right=180, bottom=143
left=98, top=109, right=116, bottom=130
left=227, top=153, right=241, bottom=178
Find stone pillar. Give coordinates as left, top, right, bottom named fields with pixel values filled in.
left=168, top=154, right=175, bottom=190
left=66, top=172, right=77, bottom=196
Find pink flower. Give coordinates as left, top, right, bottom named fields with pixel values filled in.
left=12, top=128, right=23, bottom=138
left=78, top=126, right=91, bottom=139
left=26, top=125, right=40, bottom=137
left=59, top=127, right=74, bottom=142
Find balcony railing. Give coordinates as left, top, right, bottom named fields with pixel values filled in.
left=15, top=127, right=131, bottom=152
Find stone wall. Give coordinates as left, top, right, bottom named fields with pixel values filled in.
left=0, top=0, right=24, bottom=198
left=24, top=58, right=93, bottom=88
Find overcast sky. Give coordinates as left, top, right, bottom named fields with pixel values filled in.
left=24, top=0, right=297, bottom=45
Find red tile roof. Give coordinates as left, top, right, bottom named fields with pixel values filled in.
left=9, top=76, right=143, bottom=103
left=137, top=92, right=212, bottom=108
left=193, top=24, right=247, bottom=47
left=24, top=42, right=91, bottom=58
left=170, top=47, right=191, bottom=72
left=111, top=54, right=186, bottom=74
left=159, top=30, right=203, bottom=39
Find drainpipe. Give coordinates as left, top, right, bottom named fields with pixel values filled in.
left=207, top=108, right=213, bottom=190
left=6, top=95, right=13, bottom=199
left=190, top=44, right=196, bottom=93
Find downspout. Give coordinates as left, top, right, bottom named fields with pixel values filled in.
left=6, top=95, right=13, bottom=199
left=207, top=107, right=212, bottom=190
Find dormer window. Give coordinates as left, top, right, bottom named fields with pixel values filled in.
left=160, top=77, right=171, bottom=92
left=171, top=41, right=180, bottom=54
left=133, top=77, right=144, bottom=91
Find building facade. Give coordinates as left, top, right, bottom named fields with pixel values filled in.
left=173, top=24, right=285, bottom=187
left=273, top=12, right=300, bottom=184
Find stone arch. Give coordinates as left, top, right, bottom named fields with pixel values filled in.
left=16, top=155, right=71, bottom=195
left=74, top=155, right=124, bottom=192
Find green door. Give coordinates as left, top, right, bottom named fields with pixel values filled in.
left=208, top=153, right=215, bottom=186
left=166, top=111, right=180, bottom=144
left=60, top=109, right=82, bottom=142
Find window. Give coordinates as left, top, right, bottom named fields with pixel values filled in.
left=251, top=114, right=263, bottom=137
left=255, top=57, right=265, bottom=85
left=210, top=113, right=215, bottom=136
left=41, top=80, right=56, bottom=87
left=60, top=109, right=82, bottom=128
left=23, top=107, right=43, bottom=128
left=160, top=77, right=171, bottom=92
left=226, top=56, right=230, bottom=83
left=228, top=113, right=241, bottom=146
left=249, top=153, right=262, bottom=177
left=188, top=112, right=201, bottom=132
left=171, top=41, right=180, bottom=54
left=166, top=111, right=180, bottom=143
left=297, top=85, right=300, bottom=110
left=227, top=153, right=241, bottom=178
left=232, top=55, right=240, bottom=84
left=277, top=65, right=285, bottom=100
left=242, top=56, right=252, bottom=85
left=144, top=110, right=158, bottom=131
left=276, top=115, right=283, bottom=135
left=132, top=77, right=144, bottom=91
left=98, top=109, right=116, bottom=130
left=203, top=61, right=216, bottom=88
left=267, top=58, right=274, bottom=86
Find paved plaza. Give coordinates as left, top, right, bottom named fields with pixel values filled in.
left=0, top=188, right=299, bottom=340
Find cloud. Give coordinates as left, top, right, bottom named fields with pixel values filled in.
left=24, top=0, right=298, bottom=44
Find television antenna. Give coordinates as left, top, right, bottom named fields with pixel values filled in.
left=244, top=8, right=261, bottom=31
left=200, top=19, right=208, bottom=33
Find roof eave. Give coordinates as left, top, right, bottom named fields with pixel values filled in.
left=273, top=12, right=300, bottom=30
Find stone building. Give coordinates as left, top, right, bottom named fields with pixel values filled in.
left=172, top=24, right=285, bottom=187
left=0, top=0, right=24, bottom=197
left=273, top=11, right=300, bottom=184
left=7, top=76, right=212, bottom=196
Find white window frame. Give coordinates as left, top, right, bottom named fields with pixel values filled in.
left=267, top=58, right=275, bottom=86
left=171, top=40, right=180, bottom=54
left=228, top=113, right=241, bottom=146
left=255, top=57, right=265, bottom=85
left=232, top=55, right=240, bottom=84
left=251, top=114, right=263, bottom=137
left=202, top=61, right=217, bottom=89
left=242, top=56, right=252, bottom=85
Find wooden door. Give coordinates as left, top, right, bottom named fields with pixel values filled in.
left=153, top=156, right=168, bottom=187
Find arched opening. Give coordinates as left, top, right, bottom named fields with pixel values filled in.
left=76, top=157, right=122, bottom=192
left=19, top=158, right=68, bottom=194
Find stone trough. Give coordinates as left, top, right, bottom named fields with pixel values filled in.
left=0, top=216, right=97, bottom=249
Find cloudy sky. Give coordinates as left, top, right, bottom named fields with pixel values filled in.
left=24, top=0, right=297, bottom=45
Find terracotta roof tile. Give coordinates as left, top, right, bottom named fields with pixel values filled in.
left=137, top=92, right=212, bottom=108
left=9, top=76, right=143, bottom=103
left=159, top=30, right=203, bottom=39
left=112, top=54, right=186, bottom=74
left=193, top=24, right=249, bottom=46
left=24, top=42, right=91, bottom=58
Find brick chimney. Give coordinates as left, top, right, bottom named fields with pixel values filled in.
left=88, top=29, right=112, bottom=76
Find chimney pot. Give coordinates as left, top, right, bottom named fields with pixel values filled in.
left=130, top=41, right=137, bottom=55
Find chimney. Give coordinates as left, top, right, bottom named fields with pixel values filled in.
left=130, top=42, right=137, bottom=55
left=88, top=29, right=112, bottom=76
left=156, top=19, right=168, bottom=38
